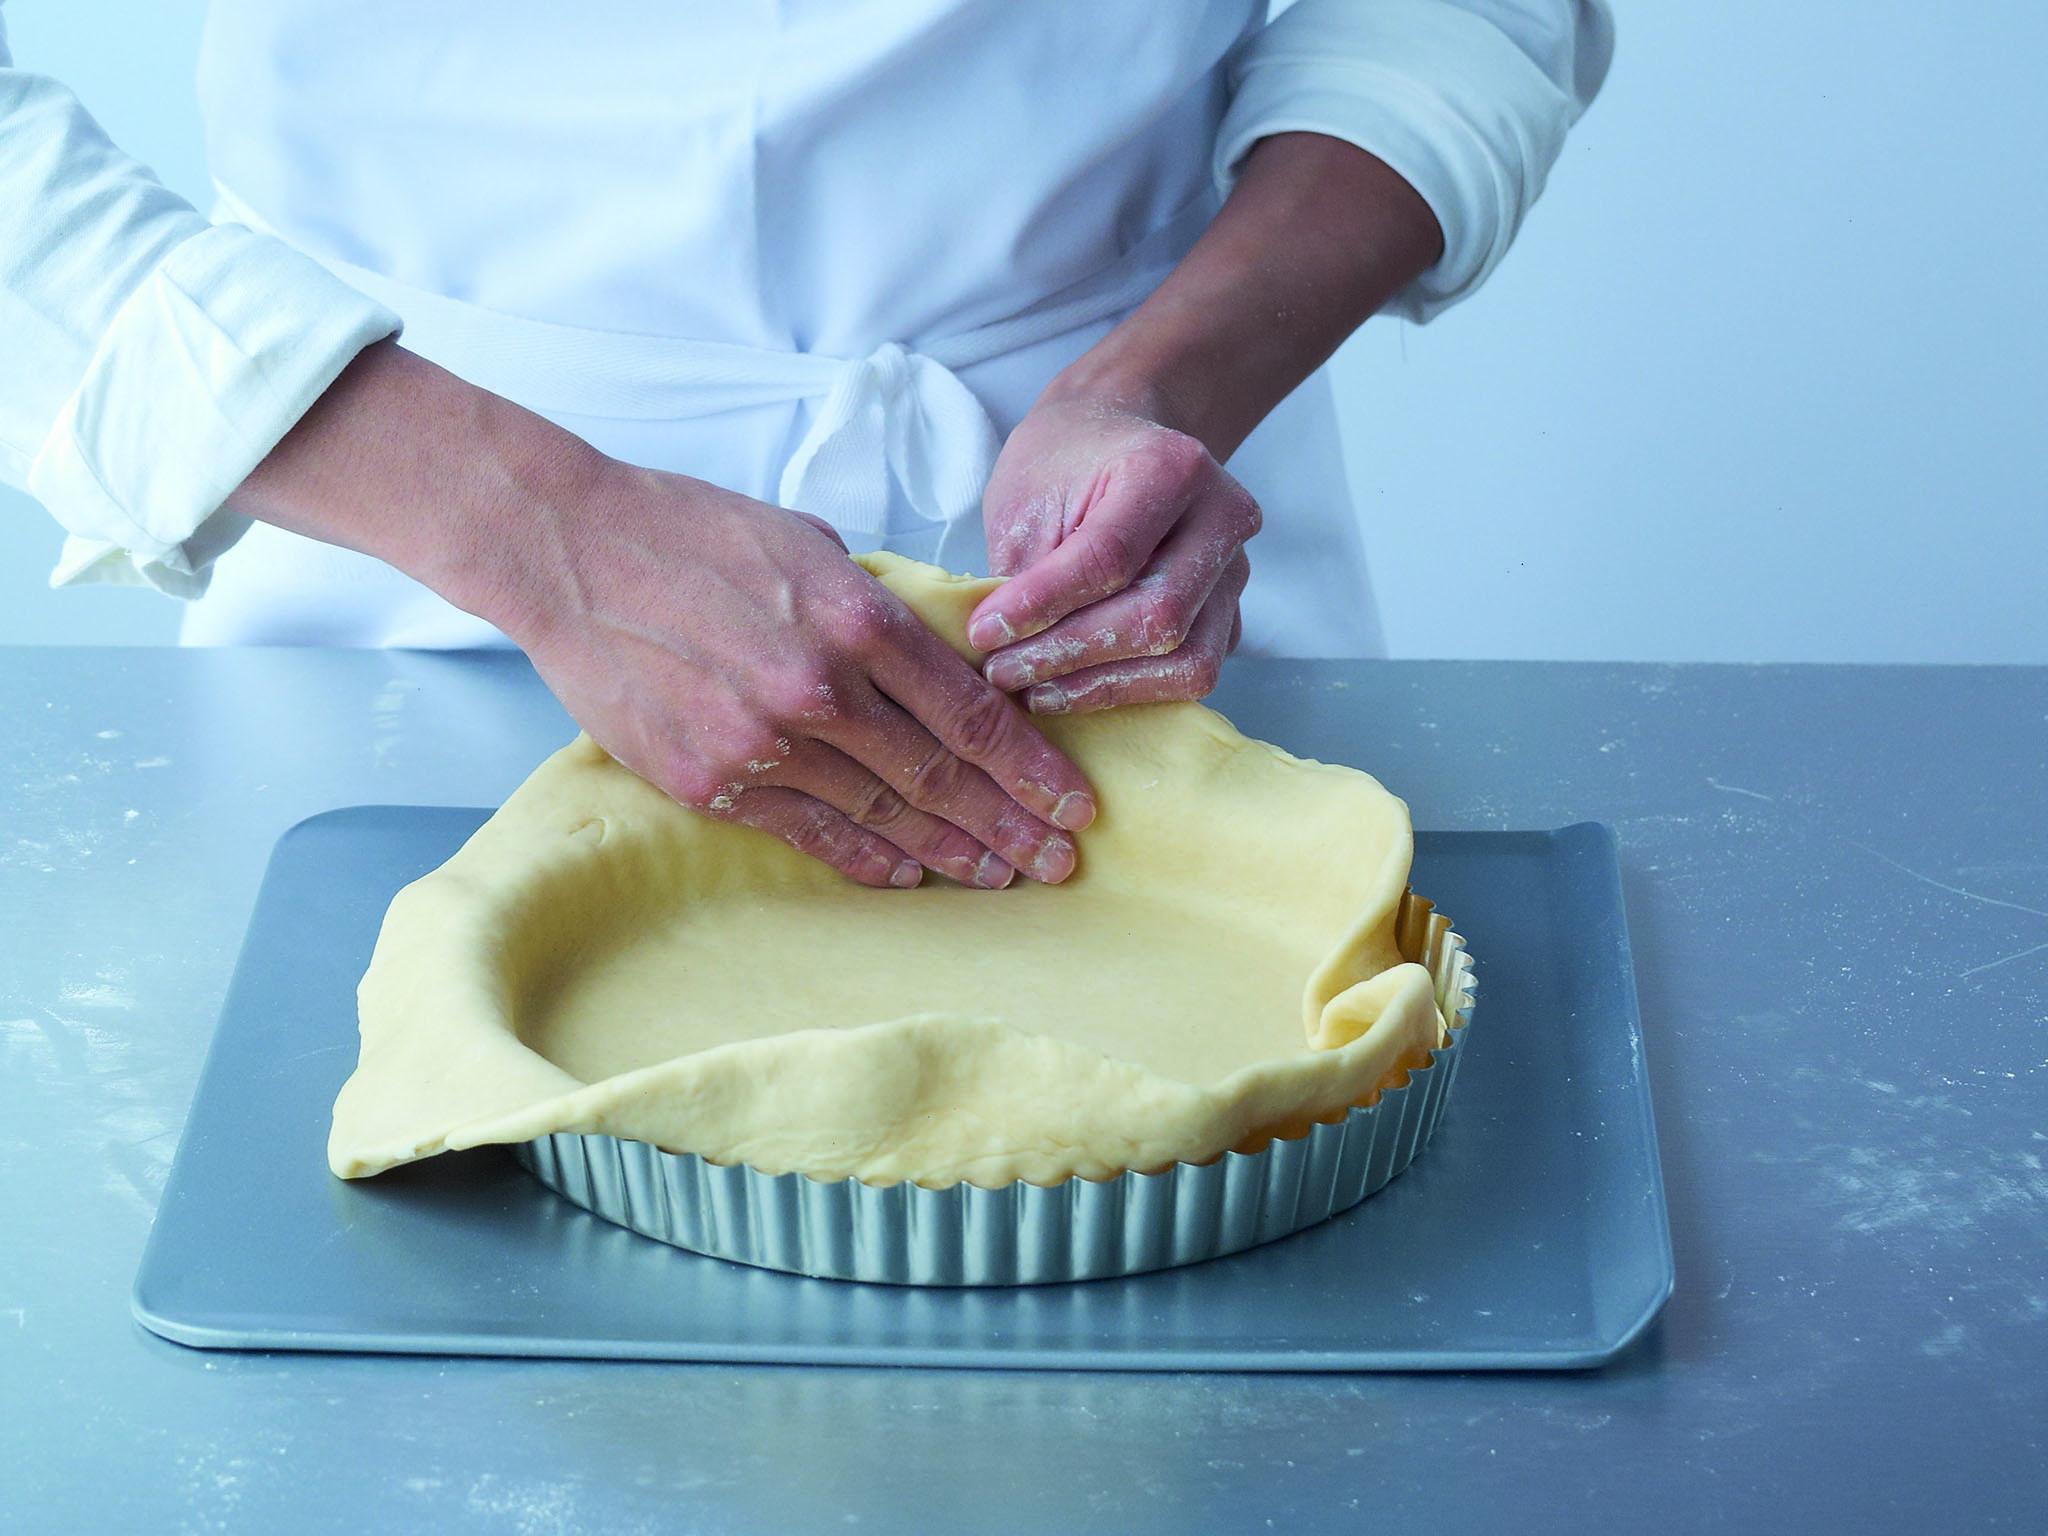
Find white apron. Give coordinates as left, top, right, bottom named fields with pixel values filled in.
left=181, top=0, right=1385, bottom=658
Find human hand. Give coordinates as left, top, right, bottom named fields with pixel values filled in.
left=483, top=461, right=1096, bottom=888
left=969, top=396, right=1258, bottom=715
left=228, top=342, right=1092, bottom=887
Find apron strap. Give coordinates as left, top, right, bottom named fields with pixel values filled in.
left=213, top=185, right=1215, bottom=544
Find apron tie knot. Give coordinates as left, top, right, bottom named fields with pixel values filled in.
left=776, top=341, right=1003, bottom=542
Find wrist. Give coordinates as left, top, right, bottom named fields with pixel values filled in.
left=227, top=340, right=620, bottom=638
left=1036, top=332, right=1232, bottom=457
left=411, top=397, right=616, bottom=641
left=1034, top=134, right=1442, bottom=464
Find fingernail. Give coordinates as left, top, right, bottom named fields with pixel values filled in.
left=1050, top=790, right=1096, bottom=831
left=889, top=859, right=924, bottom=889
left=984, top=655, right=1030, bottom=691
left=968, top=613, right=1014, bottom=652
left=972, top=851, right=1015, bottom=889
left=1027, top=835, right=1075, bottom=883
left=1027, top=683, right=1070, bottom=715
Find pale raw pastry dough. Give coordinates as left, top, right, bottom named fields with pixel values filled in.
left=329, top=553, right=1446, bottom=1189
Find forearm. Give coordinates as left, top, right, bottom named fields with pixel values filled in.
left=223, top=339, right=604, bottom=630
left=1040, top=132, right=1442, bottom=460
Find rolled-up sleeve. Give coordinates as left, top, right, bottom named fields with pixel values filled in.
left=0, top=15, right=398, bottom=597
left=1214, top=0, right=1615, bottom=323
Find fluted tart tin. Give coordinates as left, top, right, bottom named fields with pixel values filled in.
left=515, top=889, right=1477, bottom=1285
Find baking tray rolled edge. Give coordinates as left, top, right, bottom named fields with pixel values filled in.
left=516, top=889, right=1477, bottom=1285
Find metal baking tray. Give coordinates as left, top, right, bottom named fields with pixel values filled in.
left=134, top=809, right=1671, bottom=1370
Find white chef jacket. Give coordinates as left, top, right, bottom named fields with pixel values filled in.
left=0, top=1, right=1611, bottom=654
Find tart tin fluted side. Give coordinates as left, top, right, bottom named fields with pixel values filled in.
left=516, top=890, right=1477, bottom=1285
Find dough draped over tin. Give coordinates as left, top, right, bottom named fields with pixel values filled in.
left=328, top=553, right=1446, bottom=1188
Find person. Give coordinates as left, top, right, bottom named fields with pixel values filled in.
left=0, top=1, right=1610, bottom=890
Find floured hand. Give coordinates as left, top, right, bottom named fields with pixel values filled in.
left=971, top=396, right=1257, bottom=715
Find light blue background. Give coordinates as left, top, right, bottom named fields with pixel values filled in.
left=3, top=2, right=2042, bottom=661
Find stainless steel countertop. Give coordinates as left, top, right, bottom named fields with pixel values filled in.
left=3, top=647, right=2042, bottom=1534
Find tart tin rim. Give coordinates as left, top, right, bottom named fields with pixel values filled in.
left=515, top=889, right=1475, bottom=1285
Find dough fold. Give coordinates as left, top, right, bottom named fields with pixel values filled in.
left=329, top=554, right=1446, bottom=1188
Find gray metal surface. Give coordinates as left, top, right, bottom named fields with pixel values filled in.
left=3, top=647, right=2043, bottom=1532
left=131, top=813, right=1663, bottom=1367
